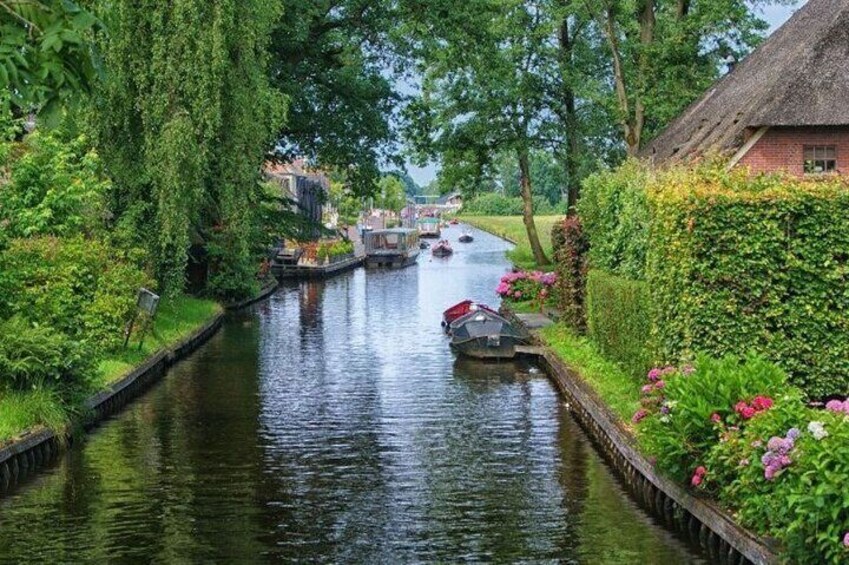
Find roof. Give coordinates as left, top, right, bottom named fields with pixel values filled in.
left=643, top=0, right=849, bottom=164
left=436, top=191, right=462, bottom=205
left=367, top=228, right=418, bottom=235
left=265, top=158, right=330, bottom=189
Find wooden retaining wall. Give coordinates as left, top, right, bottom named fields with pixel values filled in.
left=534, top=348, right=779, bottom=565
left=0, top=309, right=228, bottom=497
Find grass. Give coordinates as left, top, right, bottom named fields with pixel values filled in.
left=538, top=324, right=641, bottom=425
left=459, top=215, right=562, bottom=270
left=0, top=295, right=221, bottom=443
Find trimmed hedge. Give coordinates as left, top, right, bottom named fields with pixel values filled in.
left=647, top=169, right=849, bottom=398
left=586, top=269, right=653, bottom=379
left=578, top=159, right=650, bottom=280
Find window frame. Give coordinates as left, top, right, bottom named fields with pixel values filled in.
left=803, top=145, right=837, bottom=175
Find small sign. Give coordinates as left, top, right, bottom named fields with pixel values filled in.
left=137, top=288, right=160, bottom=317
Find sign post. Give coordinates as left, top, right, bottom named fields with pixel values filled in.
left=123, top=288, right=160, bottom=350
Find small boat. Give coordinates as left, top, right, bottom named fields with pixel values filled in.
left=449, top=219, right=459, bottom=225
left=449, top=309, right=530, bottom=359
left=432, top=240, right=453, bottom=257
left=442, top=300, right=497, bottom=331
left=417, top=217, right=441, bottom=238
left=458, top=232, right=473, bottom=243
left=419, top=241, right=431, bottom=249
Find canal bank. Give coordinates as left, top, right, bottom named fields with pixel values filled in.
left=0, top=226, right=704, bottom=562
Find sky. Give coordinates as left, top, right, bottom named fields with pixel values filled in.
left=404, top=1, right=806, bottom=187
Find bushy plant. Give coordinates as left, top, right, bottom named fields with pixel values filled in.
left=585, top=270, right=652, bottom=378
left=577, top=159, right=650, bottom=280
left=496, top=270, right=557, bottom=308
left=647, top=166, right=849, bottom=397
left=636, top=354, right=789, bottom=483
left=0, top=236, right=153, bottom=352
left=0, top=317, right=96, bottom=391
left=551, top=216, right=589, bottom=332
left=463, top=192, right=567, bottom=216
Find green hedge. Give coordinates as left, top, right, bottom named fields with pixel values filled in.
left=586, top=269, right=652, bottom=379
left=462, top=192, right=567, bottom=216
left=647, top=169, right=849, bottom=397
left=578, top=159, right=650, bottom=280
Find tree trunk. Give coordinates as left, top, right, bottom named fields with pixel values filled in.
left=603, top=5, right=639, bottom=156
left=559, top=14, right=580, bottom=215
left=518, top=148, right=550, bottom=266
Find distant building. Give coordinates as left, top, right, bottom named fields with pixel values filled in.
left=436, top=191, right=463, bottom=210
left=265, top=159, right=329, bottom=238
left=643, top=0, right=849, bottom=177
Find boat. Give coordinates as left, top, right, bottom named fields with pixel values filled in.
left=449, top=219, right=459, bottom=225
left=364, top=228, right=420, bottom=268
left=449, top=309, right=530, bottom=359
left=431, top=240, right=453, bottom=257
left=442, top=300, right=497, bottom=331
left=419, top=241, right=431, bottom=249
left=458, top=232, right=473, bottom=243
left=417, top=217, right=441, bottom=238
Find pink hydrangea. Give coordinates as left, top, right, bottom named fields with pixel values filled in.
left=632, top=409, right=649, bottom=424
left=647, top=368, right=662, bottom=382
left=710, top=413, right=722, bottom=424
left=825, top=398, right=849, bottom=414
left=843, top=532, right=849, bottom=548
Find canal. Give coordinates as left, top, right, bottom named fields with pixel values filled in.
left=0, top=227, right=702, bottom=563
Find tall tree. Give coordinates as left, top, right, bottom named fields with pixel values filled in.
left=89, top=0, right=286, bottom=297
left=269, top=0, right=400, bottom=196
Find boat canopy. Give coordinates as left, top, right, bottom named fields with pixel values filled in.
left=364, top=228, right=419, bottom=254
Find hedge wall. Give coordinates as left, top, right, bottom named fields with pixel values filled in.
left=647, top=170, right=849, bottom=397
left=586, top=269, right=653, bottom=379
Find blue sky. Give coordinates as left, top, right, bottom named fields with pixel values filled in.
left=404, top=1, right=806, bottom=186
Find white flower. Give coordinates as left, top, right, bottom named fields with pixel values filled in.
left=807, top=421, right=828, bottom=441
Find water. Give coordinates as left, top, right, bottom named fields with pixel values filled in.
left=0, top=227, right=701, bottom=563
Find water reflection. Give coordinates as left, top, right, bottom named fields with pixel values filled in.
left=0, top=226, right=702, bottom=563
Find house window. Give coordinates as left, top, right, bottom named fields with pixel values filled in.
left=804, top=146, right=837, bottom=174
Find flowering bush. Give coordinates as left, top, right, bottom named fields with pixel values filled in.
left=496, top=270, right=557, bottom=308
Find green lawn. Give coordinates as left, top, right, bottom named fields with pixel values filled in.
left=0, top=296, right=221, bottom=443
left=538, top=324, right=641, bottom=426
left=460, top=215, right=563, bottom=270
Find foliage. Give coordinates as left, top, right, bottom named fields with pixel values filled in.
left=317, top=239, right=354, bottom=261
left=578, top=159, right=650, bottom=280
left=376, top=174, right=406, bottom=214
left=0, top=316, right=96, bottom=391
left=0, top=387, right=69, bottom=441
left=636, top=354, right=789, bottom=483
left=551, top=216, right=589, bottom=332
left=89, top=0, right=286, bottom=298
left=0, top=0, right=99, bottom=119
left=647, top=167, right=849, bottom=397
left=270, top=0, right=399, bottom=195
left=0, top=236, right=152, bottom=353
left=585, top=270, right=652, bottom=379
left=462, top=193, right=567, bottom=216
left=0, top=127, right=110, bottom=239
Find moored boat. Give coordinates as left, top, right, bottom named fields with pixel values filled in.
left=442, top=300, right=497, bottom=331
left=449, top=309, right=530, bottom=359
left=458, top=232, right=473, bottom=243
left=417, top=217, right=441, bottom=238
left=364, top=228, right=420, bottom=269
left=431, top=240, right=453, bottom=257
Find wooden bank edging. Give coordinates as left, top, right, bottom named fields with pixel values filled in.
left=225, top=279, right=279, bottom=310
left=536, top=350, right=777, bottom=564
left=0, top=312, right=225, bottom=496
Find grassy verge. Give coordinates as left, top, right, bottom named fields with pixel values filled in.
left=538, top=324, right=640, bottom=425
left=0, top=296, right=221, bottom=444
left=460, top=215, right=562, bottom=270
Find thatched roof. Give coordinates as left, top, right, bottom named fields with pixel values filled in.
left=643, top=0, right=849, bottom=164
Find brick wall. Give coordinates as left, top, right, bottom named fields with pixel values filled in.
left=737, top=126, right=849, bottom=176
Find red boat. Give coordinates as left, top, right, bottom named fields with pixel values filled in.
left=432, top=240, right=453, bottom=257
left=442, top=300, right=497, bottom=329
left=449, top=219, right=459, bottom=225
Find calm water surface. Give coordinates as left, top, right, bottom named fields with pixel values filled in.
left=0, top=227, right=702, bottom=563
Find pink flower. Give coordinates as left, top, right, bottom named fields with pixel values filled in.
left=752, top=396, right=774, bottom=411
left=681, top=365, right=695, bottom=375
left=825, top=399, right=844, bottom=413
left=647, top=368, right=662, bottom=382
left=691, top=474, right=702, bottom=487
left=734, top=401, right=748, bottom=415
left=710, top=413, right=722, bottom=424
left=654, top=380, right=666, bottom=390
left=514, top=291, right=522, bottom=299
left=641, top=384, right=654, bottom=395
left=632, top=409, right=649, bottom=424
left=694, top=466, right=707, bottom=477
left=741, top=406, right=756, bottom=420
left=843, top=532, right=849, bottom=548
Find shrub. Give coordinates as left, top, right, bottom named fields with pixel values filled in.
left=636, top=354, right=790, bottom=483
left=647, top=167, right=849, bottom=397
left=0, top=317, right=96, bottom=391
left=496, top=270, right=557, bottom=308
left=578, top=159, right=650, bottom=280
left=0, top=236, right=153, bottom=352
left=585, top=270, right=652, bottom=378
left=551, top=216, right=589, bottom=332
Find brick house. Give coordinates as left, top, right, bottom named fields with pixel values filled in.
left=643, top=0, right=849, bottom=176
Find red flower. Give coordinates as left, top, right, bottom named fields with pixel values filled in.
left=691, top=474, right=703, bottom=487
left=752, top=396, right=774, bottom=411
left=710, top=413, right=722, bottom=424
left=741, top=406, right=756, bottom=420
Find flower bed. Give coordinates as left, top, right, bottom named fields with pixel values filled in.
left=496, top=270, right=557, bottom=311
left=633, top=355, right=849, bottom=564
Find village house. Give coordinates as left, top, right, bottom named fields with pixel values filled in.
left=643, top=0, right=849, bottom=176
